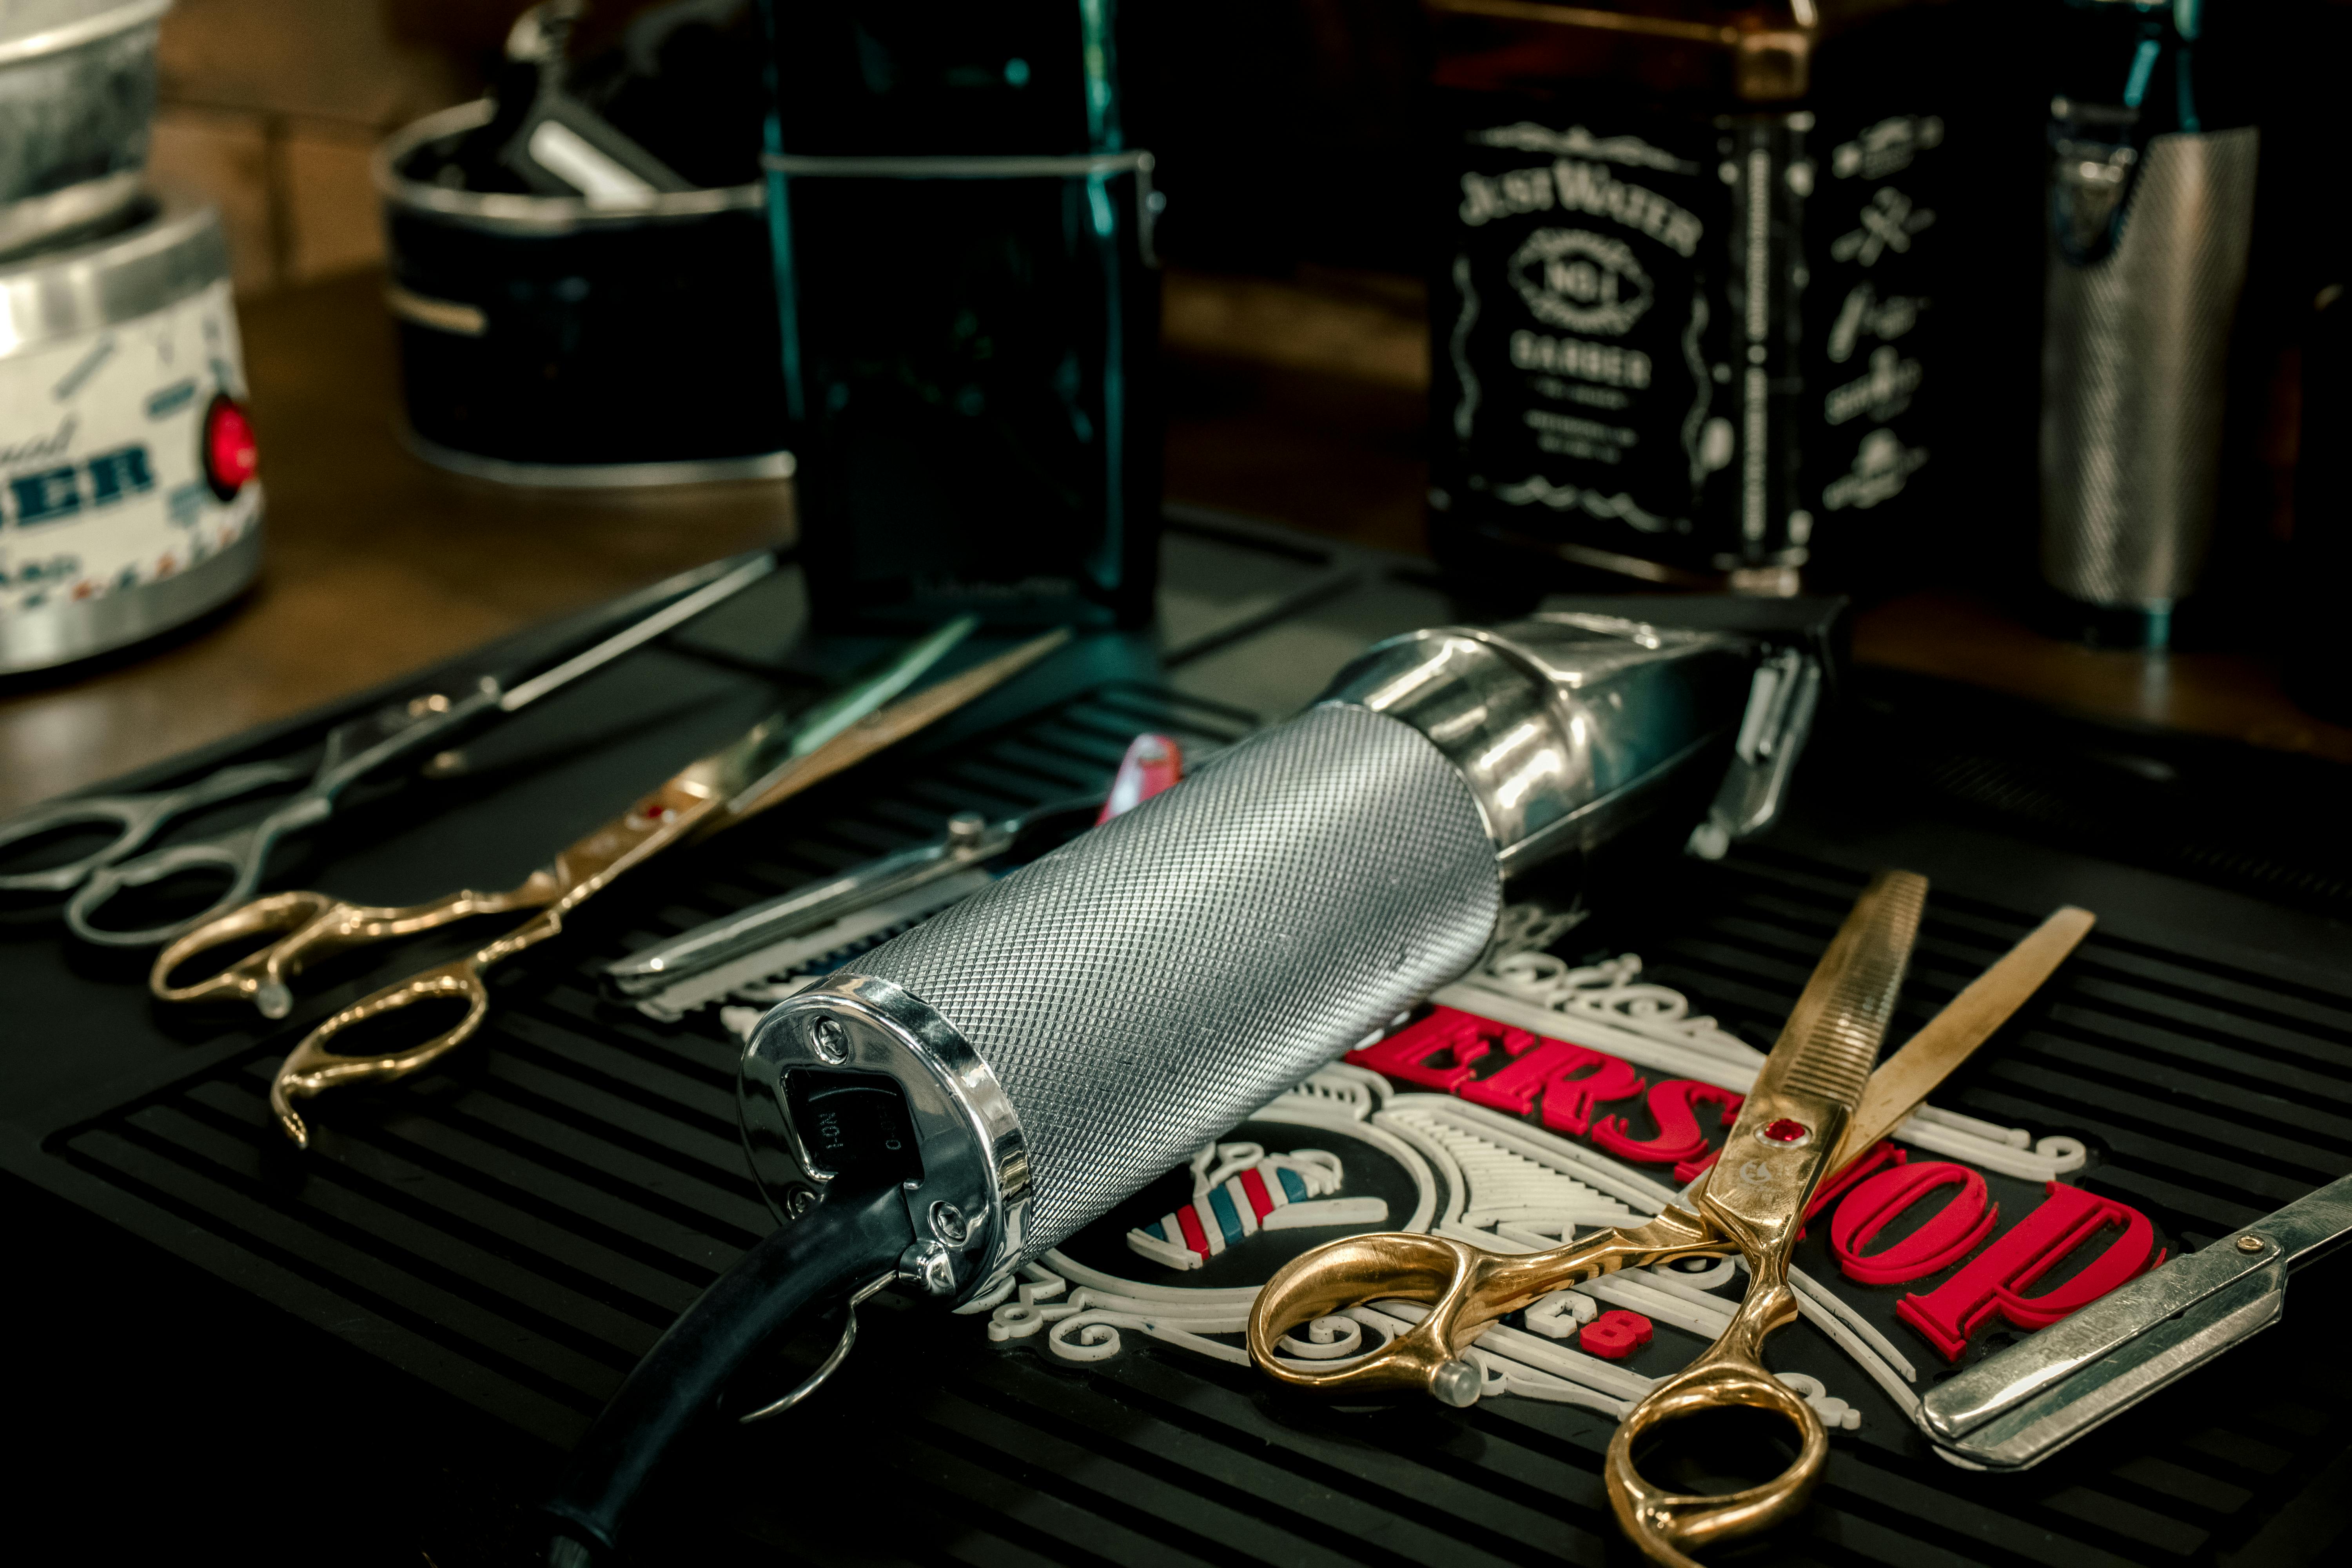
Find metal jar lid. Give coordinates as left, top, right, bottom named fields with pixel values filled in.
left=376, top=100, right=762, bottom=237
left=0, top=189, right=227, bottom=358
left=0, top=0, right=168, bottom=64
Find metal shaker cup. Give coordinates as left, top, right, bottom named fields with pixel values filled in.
left=2038, top=5, right=2257, bottom=649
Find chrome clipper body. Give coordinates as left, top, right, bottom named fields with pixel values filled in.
left=554, top=605, right=1838, bottom=1559
left=742, top=609, right=1832, bottom=1305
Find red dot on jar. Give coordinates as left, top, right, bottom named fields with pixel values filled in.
left=203, top=396, right=258, bottom=499
left=1762, top=1118, right=1809, bottom=1143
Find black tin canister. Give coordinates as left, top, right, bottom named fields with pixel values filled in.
left=376, top=101, right=790, bottom=487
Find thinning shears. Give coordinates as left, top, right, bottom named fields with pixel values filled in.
left=1250, top=878, right=2098, bottom=1567
left=0, top=551, right=781, bottom=947
left=190, top=626, right=1068, bottom=1147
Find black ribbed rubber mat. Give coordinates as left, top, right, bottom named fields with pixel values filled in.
left=1856, top=669, right=2352, bottom=921
left=41, top=782, right=2352, bottom=1566
left=42, top=677, right=1255, bottom=1446
left=702, top=848, right=2349, bottom=1568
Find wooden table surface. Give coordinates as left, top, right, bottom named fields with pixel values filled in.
left=1853, top=590, right=2352, bottom=768
left=4, top=263, right=2347, bottom=819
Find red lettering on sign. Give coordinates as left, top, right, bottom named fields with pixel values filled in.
left=1579, top=1309, right=1654, bottom=1360
left=1829, top=1161, right=1998, bottom=1287
left=1459, top=1036, right=1646, bottom=1136
left=1346, top=1007, right=1504, bottom=1092
left=1897, top=1182, right=2161, bottom=1361
left=1803, top=1141, right=1905, bottom=1226
left=1590, top=1080, right=1744, bottom=1165
left=1348, top=1007, right=1645, bottom=1136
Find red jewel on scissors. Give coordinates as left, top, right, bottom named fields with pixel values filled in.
left=1761, top=1118, right=1809, bottom=1143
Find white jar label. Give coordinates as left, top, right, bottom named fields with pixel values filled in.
left=0, top=279, right=263, bottom=618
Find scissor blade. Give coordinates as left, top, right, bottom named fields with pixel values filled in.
left=1829, top=905, right=2096, bottom=1175
left=691, top=617, right=983, bottom=809
left=1747, top=870, right=1929, bottom=1112
left=786, top=614, right=981, bottom=757
left=1705, top=870, right=1927, bottom=1211
left=717, top=628, right=1074, bottom=824
left=497, top=551, right=779, bottom=712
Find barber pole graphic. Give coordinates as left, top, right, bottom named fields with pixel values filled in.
left=1127, top=1146, right=1387, bottom=1270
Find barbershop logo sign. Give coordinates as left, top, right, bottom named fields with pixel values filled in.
left=976, top=930, right=2157, bottom=1432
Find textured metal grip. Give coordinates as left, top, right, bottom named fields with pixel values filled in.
left=2041, top=127, right=2259, bottom=609
left=843, top=704, right=1501, bottom=1260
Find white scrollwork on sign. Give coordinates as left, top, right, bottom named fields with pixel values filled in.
left=1440, top=948, right=1766, bottom=1083
left=1508, top=228, right=1654, bottom=336
left=1450, top=253, right=1480, bottom=442
left=1679, top=291, right=1713, bottom=491
left=1488, top=900, right=1589, bottom=959
left=1491, top=475, right=1671, bottom=534
left=1471, top=122, right=1702, bottom=177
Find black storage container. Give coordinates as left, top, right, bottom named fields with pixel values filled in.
left=376, top=101, right=791, bottom=488
left=760, top=0, right=1162, bottom=629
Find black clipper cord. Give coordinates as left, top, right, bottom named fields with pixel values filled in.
left=546, top=1181, right=912, bottom=1561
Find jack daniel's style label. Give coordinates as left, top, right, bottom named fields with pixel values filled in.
left=1808, top=113, right=1941, bottom=530
left=1433, top=99, right=1945, bottom=587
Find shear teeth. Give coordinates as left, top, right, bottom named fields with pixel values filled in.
left=1769, top=871, right=1927, bottom=1108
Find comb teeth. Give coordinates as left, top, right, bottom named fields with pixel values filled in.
left=1767, top=871, right=1929, bottom=1111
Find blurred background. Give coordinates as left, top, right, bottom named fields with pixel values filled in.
left=7, top=9, right=2352, bottom=1561
left=5, top=0, right=2350, bottom=807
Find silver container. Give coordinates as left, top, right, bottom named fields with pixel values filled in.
left=0, top=191, right=262, bottom=673
left=0, top=0, right=168, bottom=258
left=2040, top=124, right=2259, bottom=644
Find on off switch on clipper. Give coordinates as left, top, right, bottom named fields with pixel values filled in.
left=783, top=1070, right=921, bottom=1188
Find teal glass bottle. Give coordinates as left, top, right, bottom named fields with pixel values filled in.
left=759, top=1, right=1161, bottom=630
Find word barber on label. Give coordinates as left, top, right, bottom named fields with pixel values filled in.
left=5, top=446, right=156, bottom=524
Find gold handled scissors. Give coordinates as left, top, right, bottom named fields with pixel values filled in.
left=1250, top=880, right=2098, bottom=1568
left=149, top=611, right=985, bottom=1020
left=233, top=627, right=1067, bottom=1147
